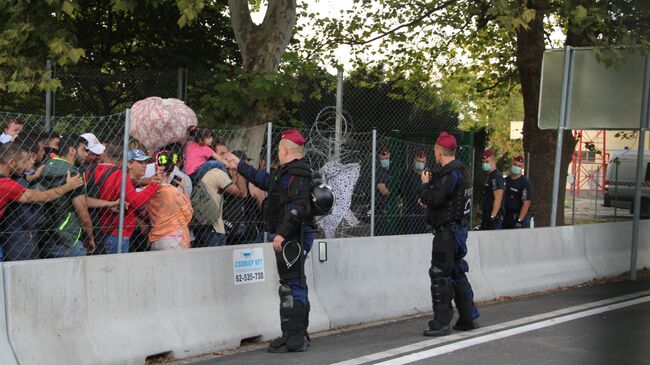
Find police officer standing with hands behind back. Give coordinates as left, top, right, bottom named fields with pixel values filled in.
left=417, top=132, right=480, bottom=336
left=221, top=129, right=316, bottom=353
left=480, top=149, right=505, bottom=230
left=503, top=155, right=534, bottom=228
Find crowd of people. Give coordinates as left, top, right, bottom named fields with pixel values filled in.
left=0, top=118, right=271, bottom=261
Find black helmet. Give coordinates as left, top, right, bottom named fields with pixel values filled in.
left=311, top=183, right=335, bottom=216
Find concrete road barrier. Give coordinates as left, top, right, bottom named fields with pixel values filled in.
left=0, top=221, right=647, bottom=364
left=1, top=245, right=327, bottom=365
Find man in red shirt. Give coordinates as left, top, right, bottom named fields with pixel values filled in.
left=0, top=142, right=84, bottom=218
left=85, top=145, right=159, bottom=254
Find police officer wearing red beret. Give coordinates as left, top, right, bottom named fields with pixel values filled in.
left=503, top=155, right=534, bottom=228
left=417, top=132, right=480, bottom=336
left=480, top=149, right=505, bottom=230
left=223, top=129, right=315, bottom=353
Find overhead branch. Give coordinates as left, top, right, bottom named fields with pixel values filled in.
left=347, top=0, right=459, bottom=46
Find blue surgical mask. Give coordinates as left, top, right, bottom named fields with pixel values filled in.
left=511, top=166, right=522, bottom=175
left=380, top=159, right=390, bottom=169
left=415, top=162, right=426, bottom=171
left=482, top=163, right=492, bottom=172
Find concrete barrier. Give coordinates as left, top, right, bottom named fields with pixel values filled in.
left=2, top=245, right=328, bottom=365
left=474, top=225, right=597, bottom=298
left=1, top=221, right=648, bottom=364
left=0, top=266, right=18, bottom=365
left=583, top=221, right=650, bottom=278
left=311, top=234, right=432, bottom=327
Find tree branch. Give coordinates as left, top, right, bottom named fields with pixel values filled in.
left=348, top=0, right=459, bottom=46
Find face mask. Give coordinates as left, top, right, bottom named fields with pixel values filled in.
left=511, top=166, right=522, bottom=175
left=482, top=163, right=492, bottom=172
left=415, top=162, right=426, bottom=170
left=380, top=159, right=390, bottom=169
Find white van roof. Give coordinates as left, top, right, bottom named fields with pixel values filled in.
left=608, top=149, right=650, bottom=162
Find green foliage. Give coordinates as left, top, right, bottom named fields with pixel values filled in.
left=0, top=0, right=211, bottom=97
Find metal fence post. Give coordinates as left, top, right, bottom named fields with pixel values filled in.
left=117, top=109, right=131, bottom=253
left=571, top=168, right=577, bottom=225
left=594, top=169, right=599, bottom=219
left=370, top=128, right=377, bottom=236
left=45, top=60, right=53, bottom=132
left=631, top=55, right=650, bottom=281
left=614, top=158, right=619, bottom=220
left=335, top=69, right=343, bottom=161
left=263, top=122, right=272, bottom=243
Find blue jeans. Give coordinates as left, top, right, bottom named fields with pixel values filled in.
left=194, top=225, right=226, bottom=247
left=191, top=160, right=226, bottom=182
left=1, top=232, right=37, bottom=261
left=103, top=236, right=130, bottom=254
left=40, top=242, right=87, bottom=259
left=283, top=225, right=316, bottom=306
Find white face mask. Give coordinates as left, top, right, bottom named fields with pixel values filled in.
left=380, top=159, right=390, bottom=169
left=415, top=162, right=426, bottom=171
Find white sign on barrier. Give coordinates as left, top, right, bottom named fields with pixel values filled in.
left=233, top=247, right=265, bottom=285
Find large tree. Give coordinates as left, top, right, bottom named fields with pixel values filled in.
left=0, top=0, right=300, bottom=125
left=308, top=0, right=650, bottom=226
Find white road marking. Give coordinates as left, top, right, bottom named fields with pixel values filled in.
left=376, top=295, right=650, bottom=365
left=331, top=289, right=650, bottom=365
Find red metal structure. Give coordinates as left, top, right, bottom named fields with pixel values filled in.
left=571, top=130, right=609, bottom=197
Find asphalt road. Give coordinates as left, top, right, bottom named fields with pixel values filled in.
left=173, top=278, right=650, bottom=365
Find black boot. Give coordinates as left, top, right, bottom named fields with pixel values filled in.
left=424, top=267, right=453, bottom=337
left=268, top=302, right=308, bottom=353
left=304, top=303, right=311, bottom=347
left=453, top=318, right=479, bottom=331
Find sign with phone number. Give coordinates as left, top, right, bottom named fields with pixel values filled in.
left=233, top=247, right=265, bottom=285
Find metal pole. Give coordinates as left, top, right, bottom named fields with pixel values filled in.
left=117, top=109, right=131, bottom=254
left=630, top=130, right=646, bottom=281
left=630, top=55, right=650, bottom=281
left=614, top=158, right=619, bottom=220
left=470, top=146, right=475, bottom=229
left=594, top=169, right=599, bottom=219
left=370, top=129, right=377, bottom=236
left=264, top=122, right=272, bottom=243
left=571, top=168, right=577, bottom=225
left=45, top=60, right=53, bottom=132
left=551, top=46, right=574, bottom=227
left=177, top=67, right=184, bottom=100
left=335, top=69, right=343, bottom=161
left=526, top=152, right=531, bottom=180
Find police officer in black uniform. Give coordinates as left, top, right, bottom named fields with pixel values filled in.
left=503, top=155, right=534, bottom=228
left=480, top=149, right=505, bottom=230
left=417, top=132, right=480, bottom=336
left=223, top=129, right=315, bottom=353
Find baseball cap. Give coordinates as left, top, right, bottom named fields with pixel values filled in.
left=513, top=155, right=525, bottom=163
left=281, top=129, right=305, bottom=146
left=81, top=133, right=106, bottom=155
left=379, top=146, right=390, bottom=156
left=482, top=149, right=495, bottom=159
left=127, top=149, right=150, bottom=162
left=435, top=132, right=457, bottom=150
left=415, top=150, right=427, bottom=158
left=232, top=150, right=252, bottom=161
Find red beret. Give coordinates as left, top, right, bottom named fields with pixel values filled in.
left=435, top=132, right=457, bottom=150
left=482, top=149, right=494, bottom=159
left=281, top=129, right=305, bottom=146
left=379, top=146, right=390, bottom=156
left=513, top=155, right=524, bottom=163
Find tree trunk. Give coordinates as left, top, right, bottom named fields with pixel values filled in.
left=228, top=0, right=297, bottom=126
left=517, top=0, right=576, bottom=227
